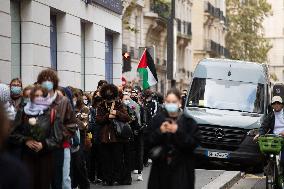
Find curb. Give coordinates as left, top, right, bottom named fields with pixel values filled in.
left=202, top=171, right=242, bottom=189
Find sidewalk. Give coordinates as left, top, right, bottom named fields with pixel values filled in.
left=198, top=169, right=241, bottom=189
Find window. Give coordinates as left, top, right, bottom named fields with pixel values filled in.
left=11, top=0, right=21, bottom=78
left=50, top=15, right=57, bottom=70
left=187, top=78, right=265, bottom=113
left=81, top=22, right=86, bottom=91
left=105, top=33, right=113, bottom=83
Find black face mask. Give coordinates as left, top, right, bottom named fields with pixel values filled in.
left=131, top=97, right=138, bottom=102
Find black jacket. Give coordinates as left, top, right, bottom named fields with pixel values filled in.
left=259, top=111, right=275, bottom=135
left=11, top=108, right=63, bottom=153
left=146, top=109, right=200, bottom=189
left=0, top=153, right=30, bottom=189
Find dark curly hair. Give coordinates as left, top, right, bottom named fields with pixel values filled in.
left=97, top=80, right=108, bottom=89
left=37, top=69, right=59, bottom=91
left=100, top=84, right=118, bottom=101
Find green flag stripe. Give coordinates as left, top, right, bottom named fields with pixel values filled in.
left=138, top=68, right=150, bottom=89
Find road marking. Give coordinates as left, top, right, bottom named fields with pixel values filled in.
left=202, top=171, right=241, bottom=189
left=245, top=174, right=265, bottom=179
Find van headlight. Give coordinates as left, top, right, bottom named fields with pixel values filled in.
left=247, top=129, right=259, bottom=136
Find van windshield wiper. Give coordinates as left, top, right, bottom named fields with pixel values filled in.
left=189, top=106, right=258, bottom=114
left=188, top=105, right=219, bottom=110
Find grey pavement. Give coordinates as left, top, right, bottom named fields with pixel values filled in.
left=231, top=174, right=265, bottom=189
left=90, top=167, right=229, bottom=189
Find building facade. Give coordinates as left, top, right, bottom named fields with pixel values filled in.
left=122, top=0, right=193, bottom=93
left=263, top=0, right=284, bottom=82
left=0, top=0, right=123, bottom=91
left=191, top=0, right=227, bottom=71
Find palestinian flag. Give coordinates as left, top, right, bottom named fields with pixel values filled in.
left=137, top=49, right=158, bottom=90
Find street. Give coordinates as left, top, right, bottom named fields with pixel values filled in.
left=90, top=165, right=266, bottom=189
left=91, top=167, right=227, bottom=189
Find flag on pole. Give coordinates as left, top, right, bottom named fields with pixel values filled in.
left=137, top=49, right=158, bottom=90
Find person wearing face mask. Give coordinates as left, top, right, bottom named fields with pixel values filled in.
left=10, top=78, right=23, bottom=112
left=142, top=89, right=158, bottom=167
left=145, top=88, right=200, bottom=189
left=96, top=84, right=131, bottom=186
left=37, top=69, right=77, bottom=189
left=88, top=94, right=104, bottom=183
left=82, top=93, right=91, bottom=107
left=22, top=85, right=33, bottom=105
left=11, top=85, right=63, bottom=189
left=71, top=92, right=90, bottom=189
left=122, top=94, right=144, bottom=181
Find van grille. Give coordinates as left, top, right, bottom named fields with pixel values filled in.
left=198, top=124, right=247, bottom=150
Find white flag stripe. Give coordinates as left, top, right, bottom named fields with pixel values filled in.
left=147, top=67, right=158, bottom=86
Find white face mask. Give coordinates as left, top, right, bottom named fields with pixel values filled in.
left=83, top=99, right=88, bottom=105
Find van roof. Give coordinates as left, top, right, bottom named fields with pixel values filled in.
left=193, top=58, right=269, bottom=84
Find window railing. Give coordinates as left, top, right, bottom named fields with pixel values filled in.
left=177, top=20, right=192, bottom=37
left=206, top=39, right=227, bottom=57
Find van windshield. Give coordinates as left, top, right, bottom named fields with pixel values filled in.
left=187, top=78, right=265, bottom=113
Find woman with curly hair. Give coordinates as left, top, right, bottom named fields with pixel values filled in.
left=96, top=84, right=131, bottom=186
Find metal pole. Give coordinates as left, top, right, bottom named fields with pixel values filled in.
left=167, top=0, right=175, bottom=86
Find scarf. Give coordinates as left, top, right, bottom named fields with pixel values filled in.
left=24, top=96, right=52, bottom=116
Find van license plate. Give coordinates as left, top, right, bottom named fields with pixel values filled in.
left=207, top=151, right=229, bottom=159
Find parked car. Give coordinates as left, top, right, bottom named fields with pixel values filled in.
left=185, top=58, right=270, bottom=170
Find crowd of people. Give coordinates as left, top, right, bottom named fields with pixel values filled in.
left=0, top=68, right=200, bottom=189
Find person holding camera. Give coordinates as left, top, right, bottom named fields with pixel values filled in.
left=146, top=88, right=200, bottom=189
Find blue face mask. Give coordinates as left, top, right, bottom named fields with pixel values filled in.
left=42, top=81, right=54, bottom=91
left=23, top=98, right=30, bottom=104
left=165, top=103, right=179, bottom=113
left=11, top=86, right=22, bottom=95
